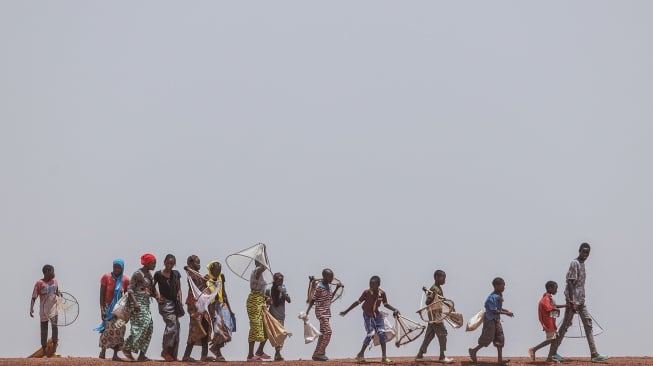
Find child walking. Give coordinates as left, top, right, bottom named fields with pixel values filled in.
left=340, top=275, right=399, bottom=365
left=306, top=268, right=341, bottom=361
left=469, top=277, right=514, bottom=365
left=416, top=269, right=453, bottom=363
left=528, top=281, right=566, bottom=362
left=259, top=272, right=292, bottom=361
left=30, top=264, right=61, bottom=357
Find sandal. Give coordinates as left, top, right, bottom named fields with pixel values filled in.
left=382, top=358, right=394, bottom=364
left=356, top=356, right=366, bottom=364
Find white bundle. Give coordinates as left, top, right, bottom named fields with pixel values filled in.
left=298, top=311, right=322, bottom=344
left=466, top=309, right=485, bottom=332
left=372, top=311, right=396, bottom=346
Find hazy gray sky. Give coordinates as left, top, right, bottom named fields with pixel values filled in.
left=1, top=1, right=652, bottom=360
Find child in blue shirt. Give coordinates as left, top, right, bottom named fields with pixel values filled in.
left=469, top=277, right=514, bottom=365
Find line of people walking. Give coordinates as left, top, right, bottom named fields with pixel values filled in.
left=30, top=242, right=609, bottom=363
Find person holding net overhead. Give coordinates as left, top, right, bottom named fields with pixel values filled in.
left=30, top=264, right=61, bottom=358
left=246, top=256, right=270, bottom=361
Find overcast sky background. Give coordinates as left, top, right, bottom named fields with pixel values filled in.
left=1, top=1, right=652, bottom=360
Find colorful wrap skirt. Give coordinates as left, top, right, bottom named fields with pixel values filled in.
left=247, top=291, right=266, bottom=342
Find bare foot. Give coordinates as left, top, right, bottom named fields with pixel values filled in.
left=469, top=348, right=478, bottom=364
left=122, top=350, right=135, bottom=361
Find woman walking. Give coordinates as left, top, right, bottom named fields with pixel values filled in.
left=123, top=253, right=157, bottom=362
left=154, top=254, right=184, bottom=362
left=206, top=260, right=234, bottom=361
left=181, top=255, right=212, bottom=362
left=96, top=258, right=130, bottom=361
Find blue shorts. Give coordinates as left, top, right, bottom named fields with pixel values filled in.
left=363, top=312, right=386, bottom=346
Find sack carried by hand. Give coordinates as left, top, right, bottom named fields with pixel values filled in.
left=466, top=308, right=485, bottom=332
left=112, top=293, right=131, bottom=322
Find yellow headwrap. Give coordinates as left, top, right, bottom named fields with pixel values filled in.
left=206, top=260, right=224, bottom=304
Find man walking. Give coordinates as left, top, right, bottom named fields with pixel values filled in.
left=547, top=243, right=608, bottom=363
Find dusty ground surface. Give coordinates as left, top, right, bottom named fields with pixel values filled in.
left=2, top=356, right=652, bottom=365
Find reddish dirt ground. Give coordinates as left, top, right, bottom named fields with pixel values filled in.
left=2, top=356, right=652, bottom=365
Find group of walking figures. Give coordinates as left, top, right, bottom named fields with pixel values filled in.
left=30, top=242, right=610, bottom=364
left=93, top=249, right=291, bottom=363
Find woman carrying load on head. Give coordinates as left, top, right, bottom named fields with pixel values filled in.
left=206, top=260, right=234, bottom=362
left=95, top=258, right=131, bottom=361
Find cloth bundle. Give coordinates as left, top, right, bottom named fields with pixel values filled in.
left=298, top=311, right=321, bottom=344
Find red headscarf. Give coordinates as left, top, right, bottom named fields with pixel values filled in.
left=140, top=253, right=156, bottom=265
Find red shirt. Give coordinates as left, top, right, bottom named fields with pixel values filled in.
left=538, top=292, right=558, bottom=332
left=100, top=273, right=130, bottom=304
left=358, top=289, right=388, bottom=317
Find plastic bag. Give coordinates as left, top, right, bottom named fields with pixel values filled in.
left=298, top=311, right=321, bottom=344
left=466, top=308, right=485, bottom=332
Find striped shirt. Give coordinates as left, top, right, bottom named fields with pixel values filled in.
left=313, top=281, right=333, bottom=319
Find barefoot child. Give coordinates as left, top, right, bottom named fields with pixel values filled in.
left=469, top=277, right=514, bottom=365
left=30, top=264, right=61, bottom=357
left=340, top=275, right=399, bottom=365
left=306, top=268, right=341, bottom=361
left=416, top=269, right=453, bottom=363
left=528, top=281, right=566, bottom=362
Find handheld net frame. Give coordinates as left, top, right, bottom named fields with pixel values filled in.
left=393, top=313, right=426, bottom=347
left=184, top=266, right=216, bottom=318
left=184, top=266, right=209, bottom=299
left=417, top=289, right=463, bottom=329
left=53, top=291, right=79, bottom=327
left=559, top=311, right=605, bottom=338
left=226, top=243, right=273, bottom=284
left=306, top=276, right=344, bottom=304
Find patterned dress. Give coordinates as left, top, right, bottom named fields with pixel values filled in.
left=123, top=269, right=154, bottom=354
left=186, top=274, right=209, bottom=345
left=99, top=305, right=128, bottom=349
left=98, top=272, right=130, bottom=350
